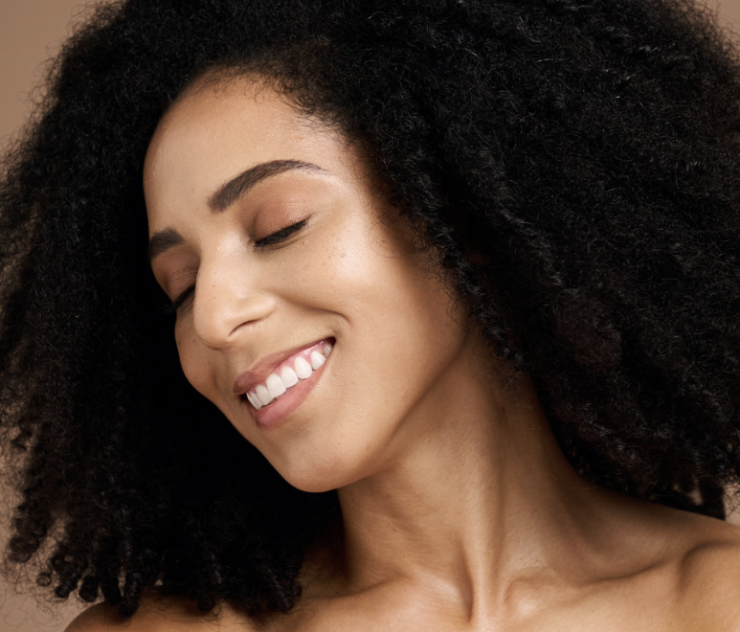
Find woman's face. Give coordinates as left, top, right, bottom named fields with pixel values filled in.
left=144, top=77, right=478, bottom=492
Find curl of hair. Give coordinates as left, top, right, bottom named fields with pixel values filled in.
left=2, top=0, right=740, bottom=619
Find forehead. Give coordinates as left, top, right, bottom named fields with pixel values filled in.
left=143, top=77, right=354, bottom=228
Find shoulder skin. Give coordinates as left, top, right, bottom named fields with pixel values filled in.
left=65, top=596, right=260, bottom=632
left=671, top=516, right=740, bottom=632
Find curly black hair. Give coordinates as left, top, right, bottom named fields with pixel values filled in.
left=1, top=0, right=740, bottom=620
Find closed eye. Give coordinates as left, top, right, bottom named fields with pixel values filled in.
left=160, top=285, right=194, bottom=315
left=254, top=218, right=308, bottom=248
left=172, top=285, right=195, bottom=311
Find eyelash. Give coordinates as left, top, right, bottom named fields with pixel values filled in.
left=166, top=219, right=308, bottom=313
left=170, top=285, right=194, bottom=312
left=254, top=218, right=308, bottom=248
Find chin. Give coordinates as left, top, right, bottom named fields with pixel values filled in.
left=274, top=454, right=364, bottom=494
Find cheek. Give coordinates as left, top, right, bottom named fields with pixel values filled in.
left=175, top=323, right=218, bottom=399
left=298, top=215, right=397, bottom=307
left=332, top=229, right=457, bottom=338
left=323, top=219, right=466, bottom=395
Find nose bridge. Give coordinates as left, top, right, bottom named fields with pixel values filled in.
left=192, top=250, right=274, bottom=348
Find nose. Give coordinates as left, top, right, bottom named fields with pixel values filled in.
left=191, top=257, right=275, bottom=349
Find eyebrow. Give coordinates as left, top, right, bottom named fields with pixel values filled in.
left=148, top=159, right=325, bottom=263
left=208, top=159, right=325, bottom=212
left=148, top=227, right=184, bottom=263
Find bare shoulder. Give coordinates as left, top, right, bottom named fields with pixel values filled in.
left=65, top=594, right=261, bottom=632
left=673, top=513, right=740, bottom=630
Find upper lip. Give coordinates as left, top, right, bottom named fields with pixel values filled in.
left=232, top=338, right=328, bottom=395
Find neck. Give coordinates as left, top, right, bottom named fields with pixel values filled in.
left=335, top=342, right=616, bottom=617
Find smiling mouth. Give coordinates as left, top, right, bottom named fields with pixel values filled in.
left=242, top=339, right=333, bottom=410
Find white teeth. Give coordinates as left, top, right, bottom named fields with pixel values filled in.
left=246, top=391, right=262, bottom=409
left=256, top=384, right=272, bottom=406
left=281, top=366, right=299, bottom=388
left=310, top=350, right=326, bottom=370
left=294, top=356, right=313, bottom=379
left=266, top=374, right=286, bottom=399
left=246, top=342, right=334, bottom=409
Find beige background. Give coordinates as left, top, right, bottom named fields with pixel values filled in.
left=3, top=1, right=740, bottom=630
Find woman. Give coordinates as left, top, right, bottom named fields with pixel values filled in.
left=2, top=0, right=740, bottom=629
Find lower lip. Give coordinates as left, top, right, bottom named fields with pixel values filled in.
left=243, top=346, right=331, bottom=429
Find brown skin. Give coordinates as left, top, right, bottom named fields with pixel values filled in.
left=67, top=76, right=740, bottom=631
